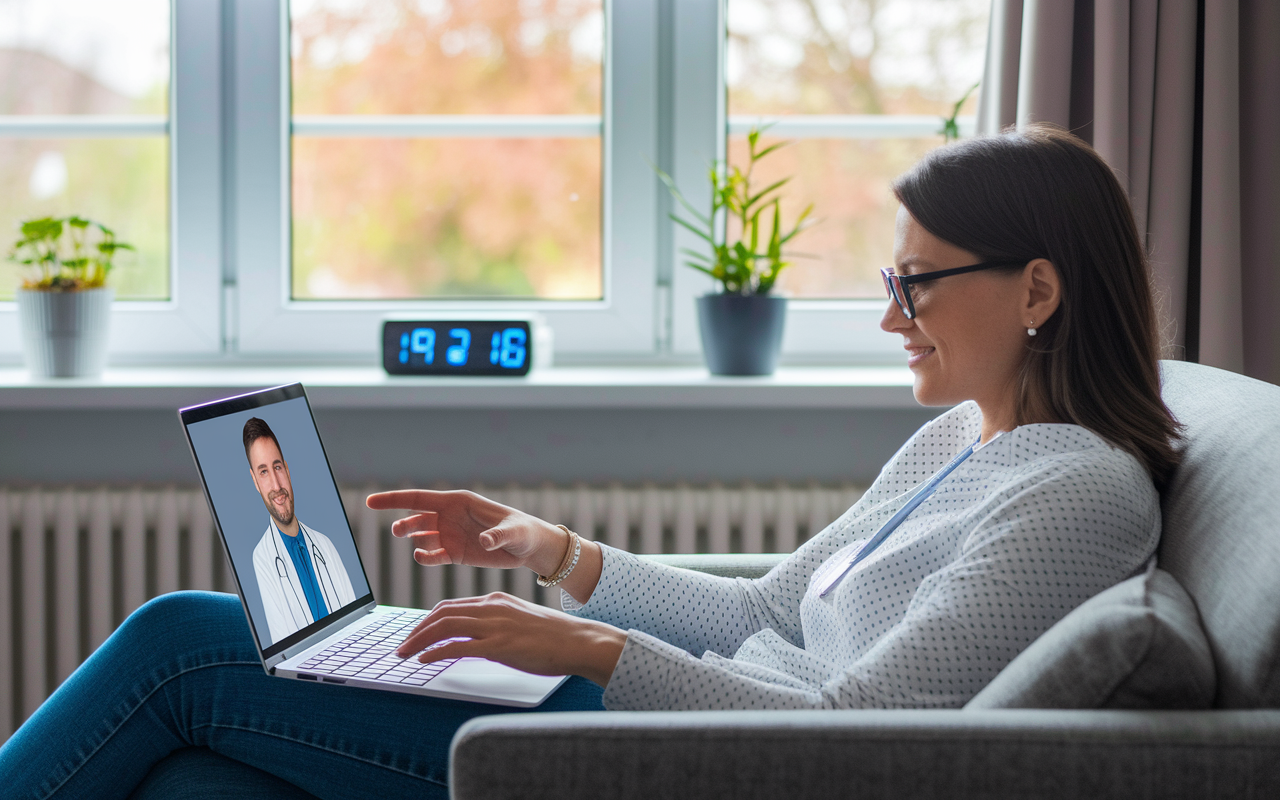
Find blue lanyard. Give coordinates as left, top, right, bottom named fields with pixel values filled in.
left=817, top=438, right=981, bottom=598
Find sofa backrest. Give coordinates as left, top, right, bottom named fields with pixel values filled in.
left=1157, top=360, right=1280, bottom=708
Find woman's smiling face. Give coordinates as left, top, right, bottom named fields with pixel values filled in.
left=880, top=206, right=1055, bottom=438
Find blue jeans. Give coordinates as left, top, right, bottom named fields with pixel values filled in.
left=0, top=591, right=604, bottom=799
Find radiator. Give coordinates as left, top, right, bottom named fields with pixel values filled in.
left=0, top=481, right=864, bottom=741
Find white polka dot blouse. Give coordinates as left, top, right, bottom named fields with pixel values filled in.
left=564, top=401, right=1161, bottom=711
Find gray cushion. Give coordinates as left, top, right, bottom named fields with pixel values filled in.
left=1157, top=361, right=1280, bottom=708
left=967, top=566, right=1214, bottom=710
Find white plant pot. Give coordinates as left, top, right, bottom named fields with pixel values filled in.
left=17, top=287, right=114, bottom=378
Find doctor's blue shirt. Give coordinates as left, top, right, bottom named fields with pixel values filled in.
left=278, top=526, right=329, bottom=622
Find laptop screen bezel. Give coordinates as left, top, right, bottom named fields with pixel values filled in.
left=179, top=383, right=377, bottom=662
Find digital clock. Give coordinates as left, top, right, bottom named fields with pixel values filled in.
left=382, top=319, right=537, bottom=376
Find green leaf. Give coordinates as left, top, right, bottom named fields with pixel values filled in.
left=939, top=81, right=979, bottom=142
left=679, top=248, right=712, bottom=264
left=652, top=163, right=713, bottom=226
left=670, top=213, right=714, bottom=245
left=684, top=262, right=718, bottom=279
left=778, top=204, right=816, bottom=245
left=744, top=177, right=790, bottom=211
left=751, top=140, right=790, bottom=161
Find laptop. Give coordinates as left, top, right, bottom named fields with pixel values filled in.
left=179, top=383, right=568, bottom=707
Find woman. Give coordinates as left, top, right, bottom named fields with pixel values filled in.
left=0, top=125, right=1180, bottom=798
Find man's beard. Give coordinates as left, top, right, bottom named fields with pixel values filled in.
left=265, top=489, right=295, bottom=528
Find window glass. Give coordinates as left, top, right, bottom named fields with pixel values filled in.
left=293, top=137, right=601, bottom=299
left=0, top=0, right=170, bottom=300
left=290, top=0, right=604, bottom=301
left=726, top=0, right=988, bottom=298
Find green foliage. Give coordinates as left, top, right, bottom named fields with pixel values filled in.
left=7, top=215, right=134, bottom=290
left=939, top=82, right=980, bottom=142
left=656, top=127, right=816, bottom=295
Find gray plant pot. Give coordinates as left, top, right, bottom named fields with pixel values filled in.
left=696, top=293, right=787, bottom=376
left=17, top=287, right=114, bottom=378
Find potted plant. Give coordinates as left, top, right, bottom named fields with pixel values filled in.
left=658, top=128, right=815, bottom=375
left=8, top=216, right=132, bottom=378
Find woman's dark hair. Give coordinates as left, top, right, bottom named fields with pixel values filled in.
left=892, top=124, right=1181, bottom=488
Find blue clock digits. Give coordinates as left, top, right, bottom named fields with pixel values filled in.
left=388, top=322, right=530, bottom=374
left=489, top=328, right=527, bottom=369
left=446, top=328, right=471, bottom=366
left=399, top=328, right=436, bottom=365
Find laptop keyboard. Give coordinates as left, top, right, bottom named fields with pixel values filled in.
left=295, top=610, right=459, bottom=686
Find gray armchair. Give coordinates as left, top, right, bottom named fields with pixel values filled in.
left=130, top=361, right=1280, bottom=798
left=450, top=361, right=1280, bottom=799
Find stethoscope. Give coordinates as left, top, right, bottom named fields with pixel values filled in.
left=270, top=521, right=340, bottom=626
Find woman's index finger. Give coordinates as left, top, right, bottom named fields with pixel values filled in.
left=365, top=489, right=445, bottom=510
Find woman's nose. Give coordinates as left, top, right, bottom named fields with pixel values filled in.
left=880, top=298, right=910, bottom=333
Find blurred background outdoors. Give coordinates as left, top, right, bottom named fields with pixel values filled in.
left=291, top=0, right=605, bottom=300
left=0, top=0, right=988, bottom=304
left=727, top=0, right=989, bottom=297
left=0, top=0, right=169, bottom=301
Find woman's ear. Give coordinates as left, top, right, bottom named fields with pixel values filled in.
left=1023, top=258, right=1061, bottom=327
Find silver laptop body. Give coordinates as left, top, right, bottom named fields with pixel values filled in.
left=179, top=383, right=567, bottom=708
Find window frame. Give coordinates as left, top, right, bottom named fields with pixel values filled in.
left=0, top=0, right=985, bottom=367
left=666, top=1, right=980, bottom=363
left=0, top=0, right=223, bottom=362
left=232, top=0, right=660, bottom=360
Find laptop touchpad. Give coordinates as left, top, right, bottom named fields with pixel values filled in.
left=431, top=658, right=564, bottom=703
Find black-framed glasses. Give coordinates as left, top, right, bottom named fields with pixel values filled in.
left=881, top=260, right=1027, bottom=319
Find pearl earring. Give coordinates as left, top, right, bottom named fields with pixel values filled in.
left=1027, top=320, right=1038, bottom=337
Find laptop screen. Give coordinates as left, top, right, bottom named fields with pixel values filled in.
left=180, top=384, right=373, bottom=658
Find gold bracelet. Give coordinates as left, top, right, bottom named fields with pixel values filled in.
left=537, top=525, right=582, bottom=588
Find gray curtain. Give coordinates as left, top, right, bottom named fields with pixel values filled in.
left=976, top=0, right=1280, bottom=384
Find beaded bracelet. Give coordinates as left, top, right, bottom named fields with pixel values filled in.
left=536, top=525, right=582, bottom=588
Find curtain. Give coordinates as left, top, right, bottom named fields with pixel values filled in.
left=976, top=0, right=1280, bottom=384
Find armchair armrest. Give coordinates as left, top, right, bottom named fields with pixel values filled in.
left=451, top=709, right=1280, bottom=800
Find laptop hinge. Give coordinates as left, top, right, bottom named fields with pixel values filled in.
left=263, top=599, right=378, bottom=670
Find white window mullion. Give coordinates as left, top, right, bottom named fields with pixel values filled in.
left=726, top=115, right=976, bottom=138
left=0, top=117, right=168, bottom=137
left=228, top=0, right=288, bottom=356
left=292, top=116, right=602, bottom=138
left=140, top=0, right=223, bottom=356
left=668, top=0, right=725, bottom=358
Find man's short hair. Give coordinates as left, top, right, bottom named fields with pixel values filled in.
left=242, top=417, right=283, bottom=464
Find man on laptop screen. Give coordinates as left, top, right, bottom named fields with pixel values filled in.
left=244, top=416, right=356, bottom=643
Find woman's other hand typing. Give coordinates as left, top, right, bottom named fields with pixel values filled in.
left=394, top=592, right=626, bottom=687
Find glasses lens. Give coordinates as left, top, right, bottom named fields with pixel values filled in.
left=882, top=271, right=913, bottom=318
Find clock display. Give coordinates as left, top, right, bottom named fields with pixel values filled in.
left=382, top=320, right=533, bottom=376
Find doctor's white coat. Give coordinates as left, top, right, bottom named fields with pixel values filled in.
left=252, top=520, right=358, bottom=645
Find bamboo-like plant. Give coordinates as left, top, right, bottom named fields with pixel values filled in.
left=8, top=215, right=133, bottom=291
left=656, top=127, right=815, bottom=295
left=939, top=82, right=980, bottom=142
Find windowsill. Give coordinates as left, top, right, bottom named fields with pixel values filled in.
left=0, top=364, right=919, bottom=410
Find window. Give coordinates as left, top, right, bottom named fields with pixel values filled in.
left=0, top=0, right=222, bottom=359
left=0, top=0, right=170, bottom=301
left=289, top=0, right=604, bottom=301
left=234, top=0, right=660, bottom=357
left=2, top=1, right=992, bottom=364
left=668, top=0, right=989, bottom=360
left=726, top=0, right=989, bottom=300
